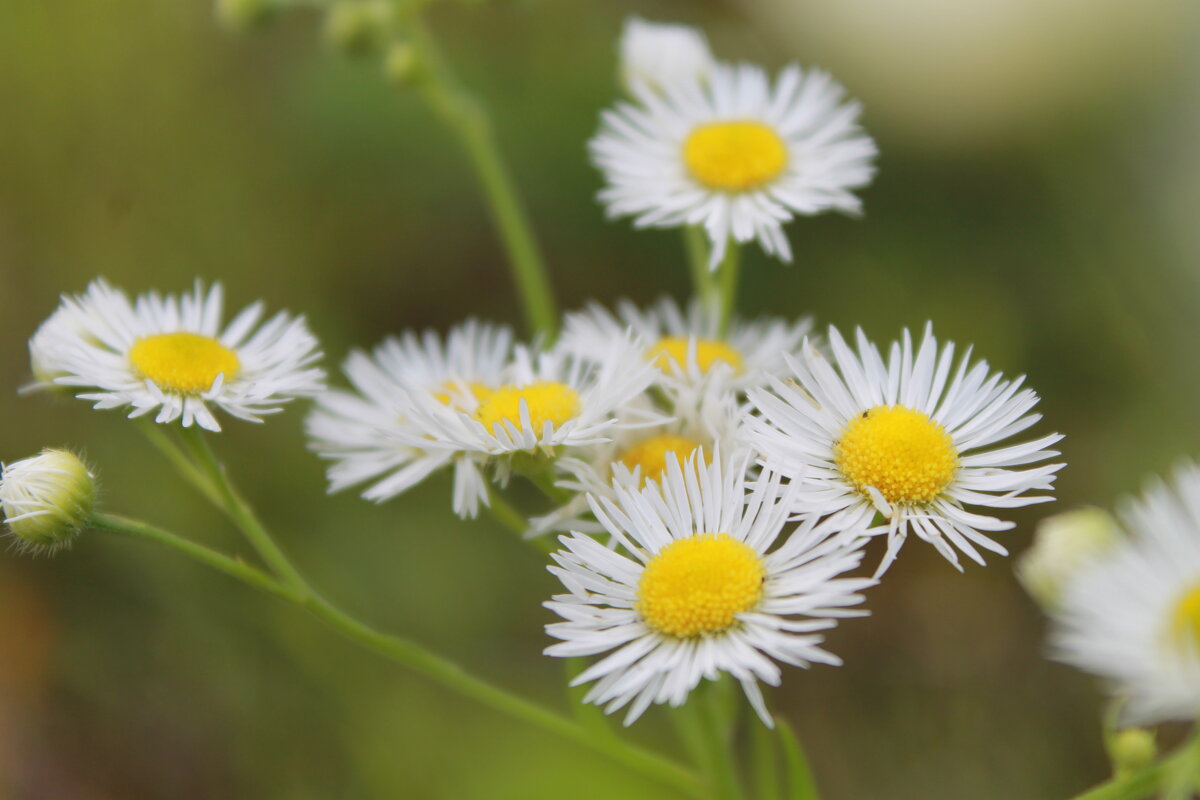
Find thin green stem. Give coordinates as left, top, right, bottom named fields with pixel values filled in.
left=777, top=718, right=820, bottom=800
left=177, top=426, right=311, bottom=596
left=716, top=242, right=740, bottom=337
left=405, top=16, right=557, bottom=338
left=751, top=721, right=781, bottom=800
left=485, top=484, right=555, bottom=555
left=696, top=683, right=746, bottom=800
left=136, top=421, right=224, bottom=508
left=88, top=512, right=298, bottom=602
left=89, top=510, right=701, bottom=797
left=684, top=227, right=717, bottom=309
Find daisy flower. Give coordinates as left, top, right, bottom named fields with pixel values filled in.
left=618, top=17, right=715, bottom=93
left=396, top=334, right=661, bottom=492
left=530, top=376, right=745, bottom=537
left=306, top=320, right=513, bottom=518
left=29, top=279, right=324, bottom=431
left=1050, top=463, right=1200, bottom=725
left=748, top=325, right=1064, bottom=574
left=559, top=296, right=814, bottom=392
left=544, top=451, right=873, bottom=726
left=590, top=60, right=877, bottom=269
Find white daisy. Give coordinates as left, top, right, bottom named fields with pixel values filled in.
left=559, top=296, right=814, bottom=392
left=530, top=377, right=746, bottom=537
left=748, top=324, right=1064, bottom=574
left=544, top=451, right=873, bottom=726
left=590, top=60, right=877, bottom=269
left=618, top=17, right=715, bottom=93
left=306, top=320, right=514, bottom=519
left=29, top=279, right=325, bottom=431
left=1050, top=463, right=1200, bottom=725
left=398, top=332, right=662, bottom=468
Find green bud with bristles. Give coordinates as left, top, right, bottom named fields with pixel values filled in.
left=1, top=449, right=95, bottom=555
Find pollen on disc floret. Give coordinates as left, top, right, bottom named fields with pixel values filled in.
left=474, top=381, right=582, bottom=433
left=835, top=405, right=958, bottom=505
left=129, top=332, right=241, bottom=395
left=637, top=532, right=765, bottom=637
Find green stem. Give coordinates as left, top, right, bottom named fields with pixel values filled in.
left=89, top=510, right=700, bottom=797
left=136, top=422, right=224, bottom=508
left=751, top=721, right=781, bottom=800
left=777, top=719, right=820, bottom=800
left=485, top=484, right=555, bottom=555
left=1069, top=738, right=1196, bottom=800
left=88, top=512, right=298, bottom=602
left=406, top=16, right=557, bottom=338
left=694, top=683, right=746, bottom=800
left=684, top=226, right=717, bottom=309
left=716, top=242, right=740, bottom=337
left=177, top=426, right=311, bottom=596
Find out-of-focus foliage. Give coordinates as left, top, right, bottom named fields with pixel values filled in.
left=1, top=0, right=1198, bottom=797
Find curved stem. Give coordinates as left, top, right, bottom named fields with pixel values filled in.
left=485, top=484, right=555, bottom=555
left=88, top=512, right=298, bottom=602
left=405, top=15, right=557, bottom=338
left=89, top=510, right=701, bottom=797
left=177, top=427, right=312, bottom=596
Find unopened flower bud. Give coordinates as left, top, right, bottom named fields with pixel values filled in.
left=1109, top=728, right=1156, bottom=776
left=216, top=0, right=279, bottom=32
left=1017, top=507, right=1119, bottom=609
left=325, top=1, right=391, bottom=55
left=619, top=17, right=715, bottom=93
left=383, top=41, right=420, bottom=86
left=1, top=450, right=95, bottom=554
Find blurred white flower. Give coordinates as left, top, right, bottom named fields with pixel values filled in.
left=619, top=17, right=715, bottom=92
left=1051, top=463, right=1200, bottom=726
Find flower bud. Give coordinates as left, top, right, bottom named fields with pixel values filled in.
left=619, top=17, right=715, bottom=93
left=216, top=0, right=279, bottom=32
left=383, top=41, right=420, bottom=86
left=1109, top=727, right=1156, bottom=776
left=1, top=450, right=95, bottom=554
left=324, top=1, right=391, bottom=56
left=1017, top=507, right=1119, bottom=609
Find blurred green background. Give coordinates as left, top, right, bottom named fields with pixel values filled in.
left=1, top=0, right=1198, bottom=797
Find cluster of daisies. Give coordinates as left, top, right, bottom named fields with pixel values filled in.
left=8, top=18, right=1087, bottom=729
left=23, top=269, right=1065, bottom=723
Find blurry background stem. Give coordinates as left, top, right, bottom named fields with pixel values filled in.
left=401, top=13, right=558, bottom=339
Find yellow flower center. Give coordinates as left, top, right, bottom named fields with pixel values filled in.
left=617, top=434, right=705, bottom=485
left=647, top=337, right=743, bottom=375
left=432, top=381, right=492, bottom=408
left=637, top=533, right=765, bottom=638
left=129, top=332, right=240, bottom=394
left=683, top=121, right=788, bottom=192
left=474, top=381, right=580, bottom=433
left=1169, top=584, right=1200, bottom=648
left=835, top=405, right=958, bottom=505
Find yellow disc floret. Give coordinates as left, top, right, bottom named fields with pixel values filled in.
left=129, top=332, right=240, bottom=394
left=474, top=381, right=581, bottom=433
left=432, top=381, right=492, bottom=408
left=638, top=533, right=765, bottom=638
left=683, top=121, right=788, bottom=192
left=1170, top=584, right=1200, bottom=648
left=618, top=434, right=705, bottom=485
left=647, top=337, right=743, bottom=375
left=835, top=405, right=958, bottom=505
